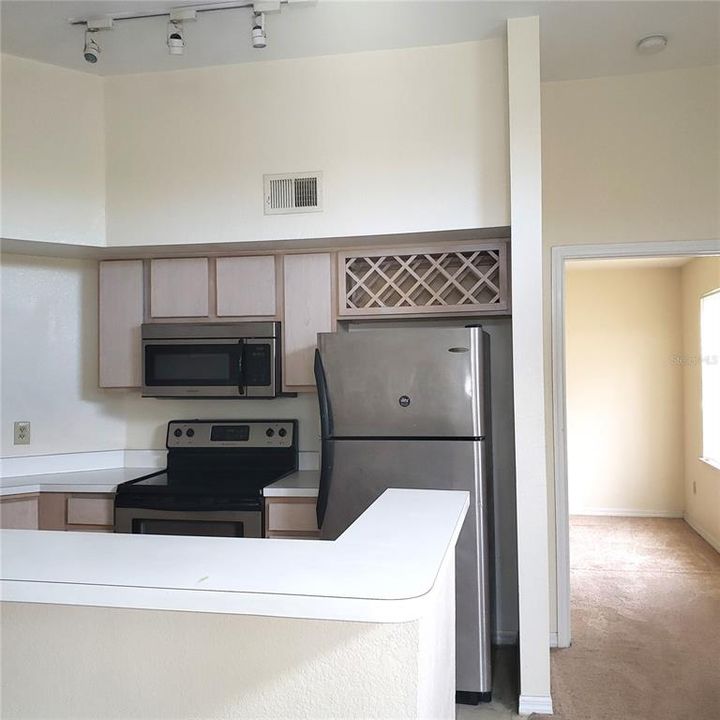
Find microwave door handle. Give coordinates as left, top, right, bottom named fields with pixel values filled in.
left=238, top=342, right=245, bottom=392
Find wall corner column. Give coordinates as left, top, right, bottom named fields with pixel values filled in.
left=507, top=15, right=553, bottom=716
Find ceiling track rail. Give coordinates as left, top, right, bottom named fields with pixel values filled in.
left=68, top=1, right=292, bottom=26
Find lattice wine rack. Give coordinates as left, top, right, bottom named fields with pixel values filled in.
left=337, top=242, right=509, bottom=317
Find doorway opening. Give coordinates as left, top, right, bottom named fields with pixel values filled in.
left=550, top=241, right=720, bottom=718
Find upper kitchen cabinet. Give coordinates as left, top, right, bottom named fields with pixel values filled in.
left=216, top=256, right=277, bottom=318
left=283, top=254, right=334, bottom=390
left=99, top=260, right=144, bottom=388
left=337, top=241, right=510, bottom=318
left=150, top=258, right=209, bottom=318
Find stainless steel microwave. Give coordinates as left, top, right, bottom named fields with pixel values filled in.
left=141, top=322, right=282, bottom=398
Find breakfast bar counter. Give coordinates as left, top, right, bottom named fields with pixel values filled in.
left=1, top=488, right=468, bottom=720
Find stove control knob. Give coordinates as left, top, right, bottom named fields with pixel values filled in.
left=186, top=428, right=195, bottom=437
left=266, top=428, right=275, bottom=438
left=173, top=429, right=182, bottom=438
left=278, top=428, right=287, bottom=438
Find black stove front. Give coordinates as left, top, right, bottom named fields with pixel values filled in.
left=114, top=419, right=298, bottom=537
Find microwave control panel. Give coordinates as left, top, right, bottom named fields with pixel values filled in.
left=166, top=420, right=294, bottom=449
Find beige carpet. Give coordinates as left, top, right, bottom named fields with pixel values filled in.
left=538, top=516, right=720, bottom=720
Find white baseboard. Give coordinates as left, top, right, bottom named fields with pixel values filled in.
left=519, top=694, right=553, bottom=716
left=549, top=632, right=558, bottom=648
left=0, top=450, right=125, bottom=478
left=494, top=630, right=518, bottom=645
left=684, top=515, right=720, bottom=553
left=570, top=508, right=684, bottom=518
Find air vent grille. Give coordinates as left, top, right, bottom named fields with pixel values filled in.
left=264, top=172, right=322, bottom=214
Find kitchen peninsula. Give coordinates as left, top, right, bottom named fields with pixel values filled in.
left=1, top=488, right=467, bottom=720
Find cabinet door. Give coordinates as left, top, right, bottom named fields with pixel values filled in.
left=265, top=498, right=320, bottom=538
left=0, top=495, right=39, bottom=529
left=99, top=260, right=144, bottom=388
left=150, top=258, right=209, bottom=318
left=216, top=256, right=277, bottom=317
left=283, top=253, right=334, bottom=389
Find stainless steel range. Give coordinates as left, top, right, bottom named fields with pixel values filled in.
left=114, top=419, right=298, bottom=538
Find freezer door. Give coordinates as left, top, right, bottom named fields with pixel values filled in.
left=321, top=439, right=492, bottom=695
left=316, top=327, right=486, bottom=438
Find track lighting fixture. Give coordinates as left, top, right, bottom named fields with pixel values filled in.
left=252, top=12, right=267, bottom=49
left=83, top=30, right=101, bottom=64
left=167, top=21, right=185, bottom=55
left=71, top=2, right=315, bottom=60
left=82, top=17, right=113, bottom=64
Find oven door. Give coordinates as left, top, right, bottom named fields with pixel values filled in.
left=114, top=507, right=263, bottom=538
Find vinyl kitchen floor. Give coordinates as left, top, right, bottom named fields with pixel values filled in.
left=456, top=646, right=522, bottom=719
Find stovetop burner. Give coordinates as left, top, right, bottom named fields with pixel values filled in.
left=116, top=419, right=298, bottom=507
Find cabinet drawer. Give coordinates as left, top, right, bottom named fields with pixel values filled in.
left=66, top=497, right=114, bottom=527
left=266, top=500, right=318, bottom=533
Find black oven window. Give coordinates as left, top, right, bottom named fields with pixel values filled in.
left=145, top=345, right=240, bottom=386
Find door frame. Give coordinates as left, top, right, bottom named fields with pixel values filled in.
left=552, top=239, right=720, bottom=648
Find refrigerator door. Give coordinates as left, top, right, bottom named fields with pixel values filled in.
left=321, top=438, right=492, bottom=695
left=316, top=327, right=486, bottom=439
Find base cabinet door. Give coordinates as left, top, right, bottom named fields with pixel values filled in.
left=0, top=495, right=39, bottom=529
left=265, top=497, right=319, bottom=538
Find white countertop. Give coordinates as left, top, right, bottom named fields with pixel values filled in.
left=0, top=468, right=160, bottom=497
left=0, top=488, right=468, bottom=623
left=263, top=470, right=319, bottom=497
left=0, top=468, right=317, bottom=498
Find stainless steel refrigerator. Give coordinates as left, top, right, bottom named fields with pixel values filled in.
left=314, top=325, right=493, bottom=703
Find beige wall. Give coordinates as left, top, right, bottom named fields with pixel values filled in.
left=542, top=64, right=720, bottom=635
left=0, top=254, right=321, bottom=458
left=104, top=38, right=509, bottom=247
left=543, top=65, right=720, bottom=248
left=0, top=55, right=106, bottom=246
left=565, top=265, right=684, bottom=516
left=0, top=604, right=424, bottom=720
left=681, top=257, right=720, bottom=551
left=0, top=255, right=126, bottom=457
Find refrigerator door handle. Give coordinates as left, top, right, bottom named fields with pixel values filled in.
left=314, top=349, right=334, bottom=527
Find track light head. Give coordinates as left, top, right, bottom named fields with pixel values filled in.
left=83, top=30, right=101, bottom=64
left=252, top=12, right=266, bottom=49
left=167, top=21, right=185, bottom=55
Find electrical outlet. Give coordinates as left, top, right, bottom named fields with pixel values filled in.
left=693, top=481, right=697, bottom=495
left=13, top=421, right=30, bottom=445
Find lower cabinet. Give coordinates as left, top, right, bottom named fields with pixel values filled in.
left=0, top=493, right=115, bottom=532
left=0, top=494, right=39, bottom=529
left=264, top=497, right=320, bottom=539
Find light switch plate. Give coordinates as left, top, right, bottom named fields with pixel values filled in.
left=13, top=421, right=30, bottom=445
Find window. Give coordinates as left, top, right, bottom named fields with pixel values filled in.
left=701, top=289, right=720, bottom=466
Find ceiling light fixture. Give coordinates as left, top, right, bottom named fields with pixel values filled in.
left=167, top=21, right=185, bottom=55
left=83, top=30, right=101, bottom=64
left=636, top=34, right=668, bottom=55
left=167, top=9, right=196, bottom=56
left=82, top=17, right=113, bottom=64
left=70, top=2, right=312, bottom=57
left=252, top=12, right=267, bottom=49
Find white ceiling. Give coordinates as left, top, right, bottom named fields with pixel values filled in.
left=1, top=1, right=718, bottom=80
